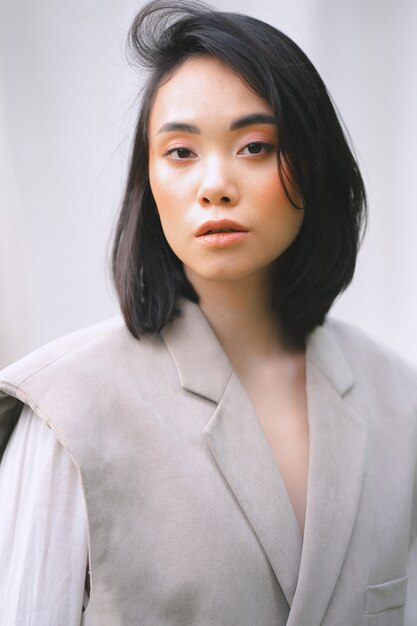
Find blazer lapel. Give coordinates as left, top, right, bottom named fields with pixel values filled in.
left=161, top=298, right=368, bottom=622
left=202, top=369, right=303, bottom=608
left=286, top=325, right=368, bottom=625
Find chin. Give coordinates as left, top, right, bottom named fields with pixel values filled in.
left=199, top=266, right=259, bottom=282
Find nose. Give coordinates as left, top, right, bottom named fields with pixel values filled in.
left=197, top=158, right=239, bottom=207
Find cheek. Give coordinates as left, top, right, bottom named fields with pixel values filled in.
left=149, top=159, right=195, bottom=213
left=149, top=162, right=179, bottom=236
left=258, top=163, right=299, bottom=204
left=254, top=170, right=304, bottom=238
left=149, top=161, right=175, bottom=207
left=257, top=172, right=283, bottom=205
left=148, top=161, right=193, bottom=252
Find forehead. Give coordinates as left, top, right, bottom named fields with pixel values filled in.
left=148, top=56, right=273, bottom=133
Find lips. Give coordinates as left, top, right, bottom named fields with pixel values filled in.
left=195, top=219, right=249, bottom=237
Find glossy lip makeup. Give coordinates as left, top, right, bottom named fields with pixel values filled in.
left=195, top=231, right=251, bottom=246
left=194, top=218, right=251, bottom=247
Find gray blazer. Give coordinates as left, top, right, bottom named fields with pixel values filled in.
left=0, top=297, right=416, bottom=626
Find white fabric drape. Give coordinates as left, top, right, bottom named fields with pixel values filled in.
left=0, top=405, right=88, bottom=626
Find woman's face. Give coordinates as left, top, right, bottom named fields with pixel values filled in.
left=148, top=56, right=304, bottom=287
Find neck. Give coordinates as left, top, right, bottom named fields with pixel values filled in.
left=184, top=266, right=304, bottom=361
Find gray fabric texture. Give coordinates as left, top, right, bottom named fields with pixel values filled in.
left=0, top=297, right=416, bottom=626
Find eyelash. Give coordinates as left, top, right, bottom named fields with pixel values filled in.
left=163, top=141, right=275, bottom=161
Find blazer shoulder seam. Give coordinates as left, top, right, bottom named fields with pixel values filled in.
left=2, top=324, right=126, bottom=391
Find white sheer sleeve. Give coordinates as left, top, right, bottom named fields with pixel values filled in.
left=0, top=404, right=89, bottom=626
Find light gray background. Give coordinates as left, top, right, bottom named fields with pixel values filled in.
left=1, top=0, right=416, bottom=369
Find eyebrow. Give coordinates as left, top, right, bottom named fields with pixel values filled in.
left=156, top=113, right=276, bottom=135
left=230, top=113, right=276, bottom=131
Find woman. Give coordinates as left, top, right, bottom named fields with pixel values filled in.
left=0, top=1, right=416, bottom=625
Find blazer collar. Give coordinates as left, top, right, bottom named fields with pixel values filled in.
left=161, top=296, right=354, bottom=400
left=161, top=297, right=367, bottom=626
left=160, top=297, right=234, bottom=403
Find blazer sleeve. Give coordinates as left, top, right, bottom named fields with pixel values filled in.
left=0, top=404, right=89, bottom=626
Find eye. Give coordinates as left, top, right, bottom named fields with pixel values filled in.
left=164, top=147, right=197, bottom=161
left=240, top=142, right=274, bottom=156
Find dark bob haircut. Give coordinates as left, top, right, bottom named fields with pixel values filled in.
left=111, top=0, right=367, bottom=344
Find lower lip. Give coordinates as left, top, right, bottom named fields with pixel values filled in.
left=195, top=231, right=250, bottom=246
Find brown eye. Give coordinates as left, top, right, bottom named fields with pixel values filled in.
left=165, top=147, right=196, bottom=160
left=176, top=148, right=193, bottom=158
left=247, top=143, right=263, bottom=154
left=241, top=142, right=274, bottom=156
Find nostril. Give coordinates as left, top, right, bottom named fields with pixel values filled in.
left=200, top=195, right=231, bottom=205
